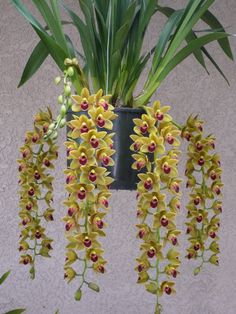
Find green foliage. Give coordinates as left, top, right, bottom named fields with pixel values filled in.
left=12, top=0, right=233, bottom=107
left=0, top=270, right=11, bottom=285
left=0, top=271, right=26, bottom=314
left=3, top=310, right=26, bottom=314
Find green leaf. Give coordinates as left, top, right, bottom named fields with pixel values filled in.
left=158, top=32, right=230, bottom=84
left=152, top=9, right=184, bottom=70
left=0, top=270, right=11, bottom=285
left=18, top=40, right=49, bottom=87
left=161, top=0, right=214, bottom=68
left=201, top=10, right=233, bottom=60
left=32, top=0, right=68, bottom=53
left=12, top=0, right=67, bottom=71
left=65, top=35, right=76, bottom=58
left=3, top=310, right=26, bottom=314
left=62, top=2, right=101, bottom=87
left=200, top=44, right=230, bottom=85
left=157, top=5, right=208, bottom=73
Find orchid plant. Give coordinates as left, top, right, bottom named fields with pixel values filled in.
left=13, top=0, right=230, bottom=313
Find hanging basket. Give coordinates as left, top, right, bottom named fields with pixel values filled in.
left=67, top=107, right=145, bottom=190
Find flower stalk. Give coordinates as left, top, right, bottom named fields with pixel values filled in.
left=183, top=115, right=223, bottom=273
left=63, top=87, right=117, bottom=299
left=17, top=108, right=58, bottom=278
left=131, top=100, right=181, bottom=313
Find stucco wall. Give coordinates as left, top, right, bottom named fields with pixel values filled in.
left=0, top=1, right=236, bottom=314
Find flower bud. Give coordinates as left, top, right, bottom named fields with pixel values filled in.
left=67, top=66, right=74, bottom=77
left=48, top=123, right=55, bottom=130
left=58, top=95, right=64, bottom=104
left=67, top=98, right=73, bottom=108
left=193, top=267, right=201, bottom=276
left=74, top=289, right=82, bottom=301
left=72, top=58, right=78, bottom=65
left=64, top=85, right=71, bottom=96
left=59, top=118, right=67, bottom=128
left=88, top=282, right=100, bottom=293
left=54, top=76, right=61, bottom=85
left=64, top=58, right=72, bottom=65
left=209, top=254, right=219, bottom=265
left=60, top=104, right=67, bottom=117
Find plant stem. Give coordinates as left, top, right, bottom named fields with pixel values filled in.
left=171, top=120, right=183, bottom=131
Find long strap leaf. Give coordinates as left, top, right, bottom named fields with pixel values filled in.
left=159, top=32, right=229, bottom=87
left=201, top=10, right=234, bottom=60
left=0, top=270, right=11, bottom=285
left=3, top=310, right=26, bottom=314
left=12, top=0, right=67, bottom=70
left=18, top=40, right=49, bottom=87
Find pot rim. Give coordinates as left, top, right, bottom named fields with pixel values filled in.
left=67, top=107, right=145, bottom=114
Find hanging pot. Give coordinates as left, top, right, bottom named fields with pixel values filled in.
left=67, top=107, right=145, bottom=190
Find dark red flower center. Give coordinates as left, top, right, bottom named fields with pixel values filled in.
left=163, top=162, right=171, bottom=174
left=80, top=123, right=89, bottom=133
left=196, top=214, right=203, bottom=223
left=194, top=196, right=201, bottom=206
left=35, top=231, right=41, bottom=239
left=164, top=286, right=172, bottom=295
left=79, top=153, right=87, bottom=165
left=150, top=197, right=158, bottom=208
left=68, top=207, right=75, bottom=217
left=84, top=237, right=92, bottom=247
left=90, top=252, right=98, bottom=262
left=34, top=171, right=41, bottom=180
left=166, top=134, right=174, bottom=145
left=147, top=247, right=156, bottom=258
left=171, top=236, right=177, bottom=246
left=90, top=136, right=99, bottom=148
left=148, top=142, right=156, bottom=153
left=134, top=142, right=140, bottom=151
left=89, top=170, right=97, bottom=182
left=26, top=203, right=32, bottom=211
left=140, top=123, right=148, bottom=134
left=80, top=100, right=89, bottom=111
left=161, top=216, right=169, bottom=227
left=156, top=111, right=164, bottom=121
left=196, top=142, right=203, bottom=151
left=102, top=198, right=109, bottom=208
left=198, top=157, right=205, bottom=166
left=100, top=101, right=109, bottom=110
left=44, top=159, right=51, bottom=167
left=97, top=115, right=105, bottom=128
left=138, top=264, right=145, bottom=272
left=102, top=155, right=110, bottom=166
left=98, top=265, right=105, bottom=273
left=138, top=229, right=146, bottom=239
left=96, top=219, right=104, bottom=229
left=78, top=188, right=86, bottom=200
left=144, top=178, right=153, bottom=190
left=28, top=187, right=34, bottom=196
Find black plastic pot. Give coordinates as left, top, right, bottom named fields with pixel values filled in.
left=67, top=107, right=144, bottom=190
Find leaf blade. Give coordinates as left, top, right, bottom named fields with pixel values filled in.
left=0, top=270, right=11, bottom=285
left=18, top=40, right=49, bottom=87
left=3, top=309, right=26, bottom=314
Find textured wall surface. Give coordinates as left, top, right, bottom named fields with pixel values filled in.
left=0, top=1, right=236, bottom=314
